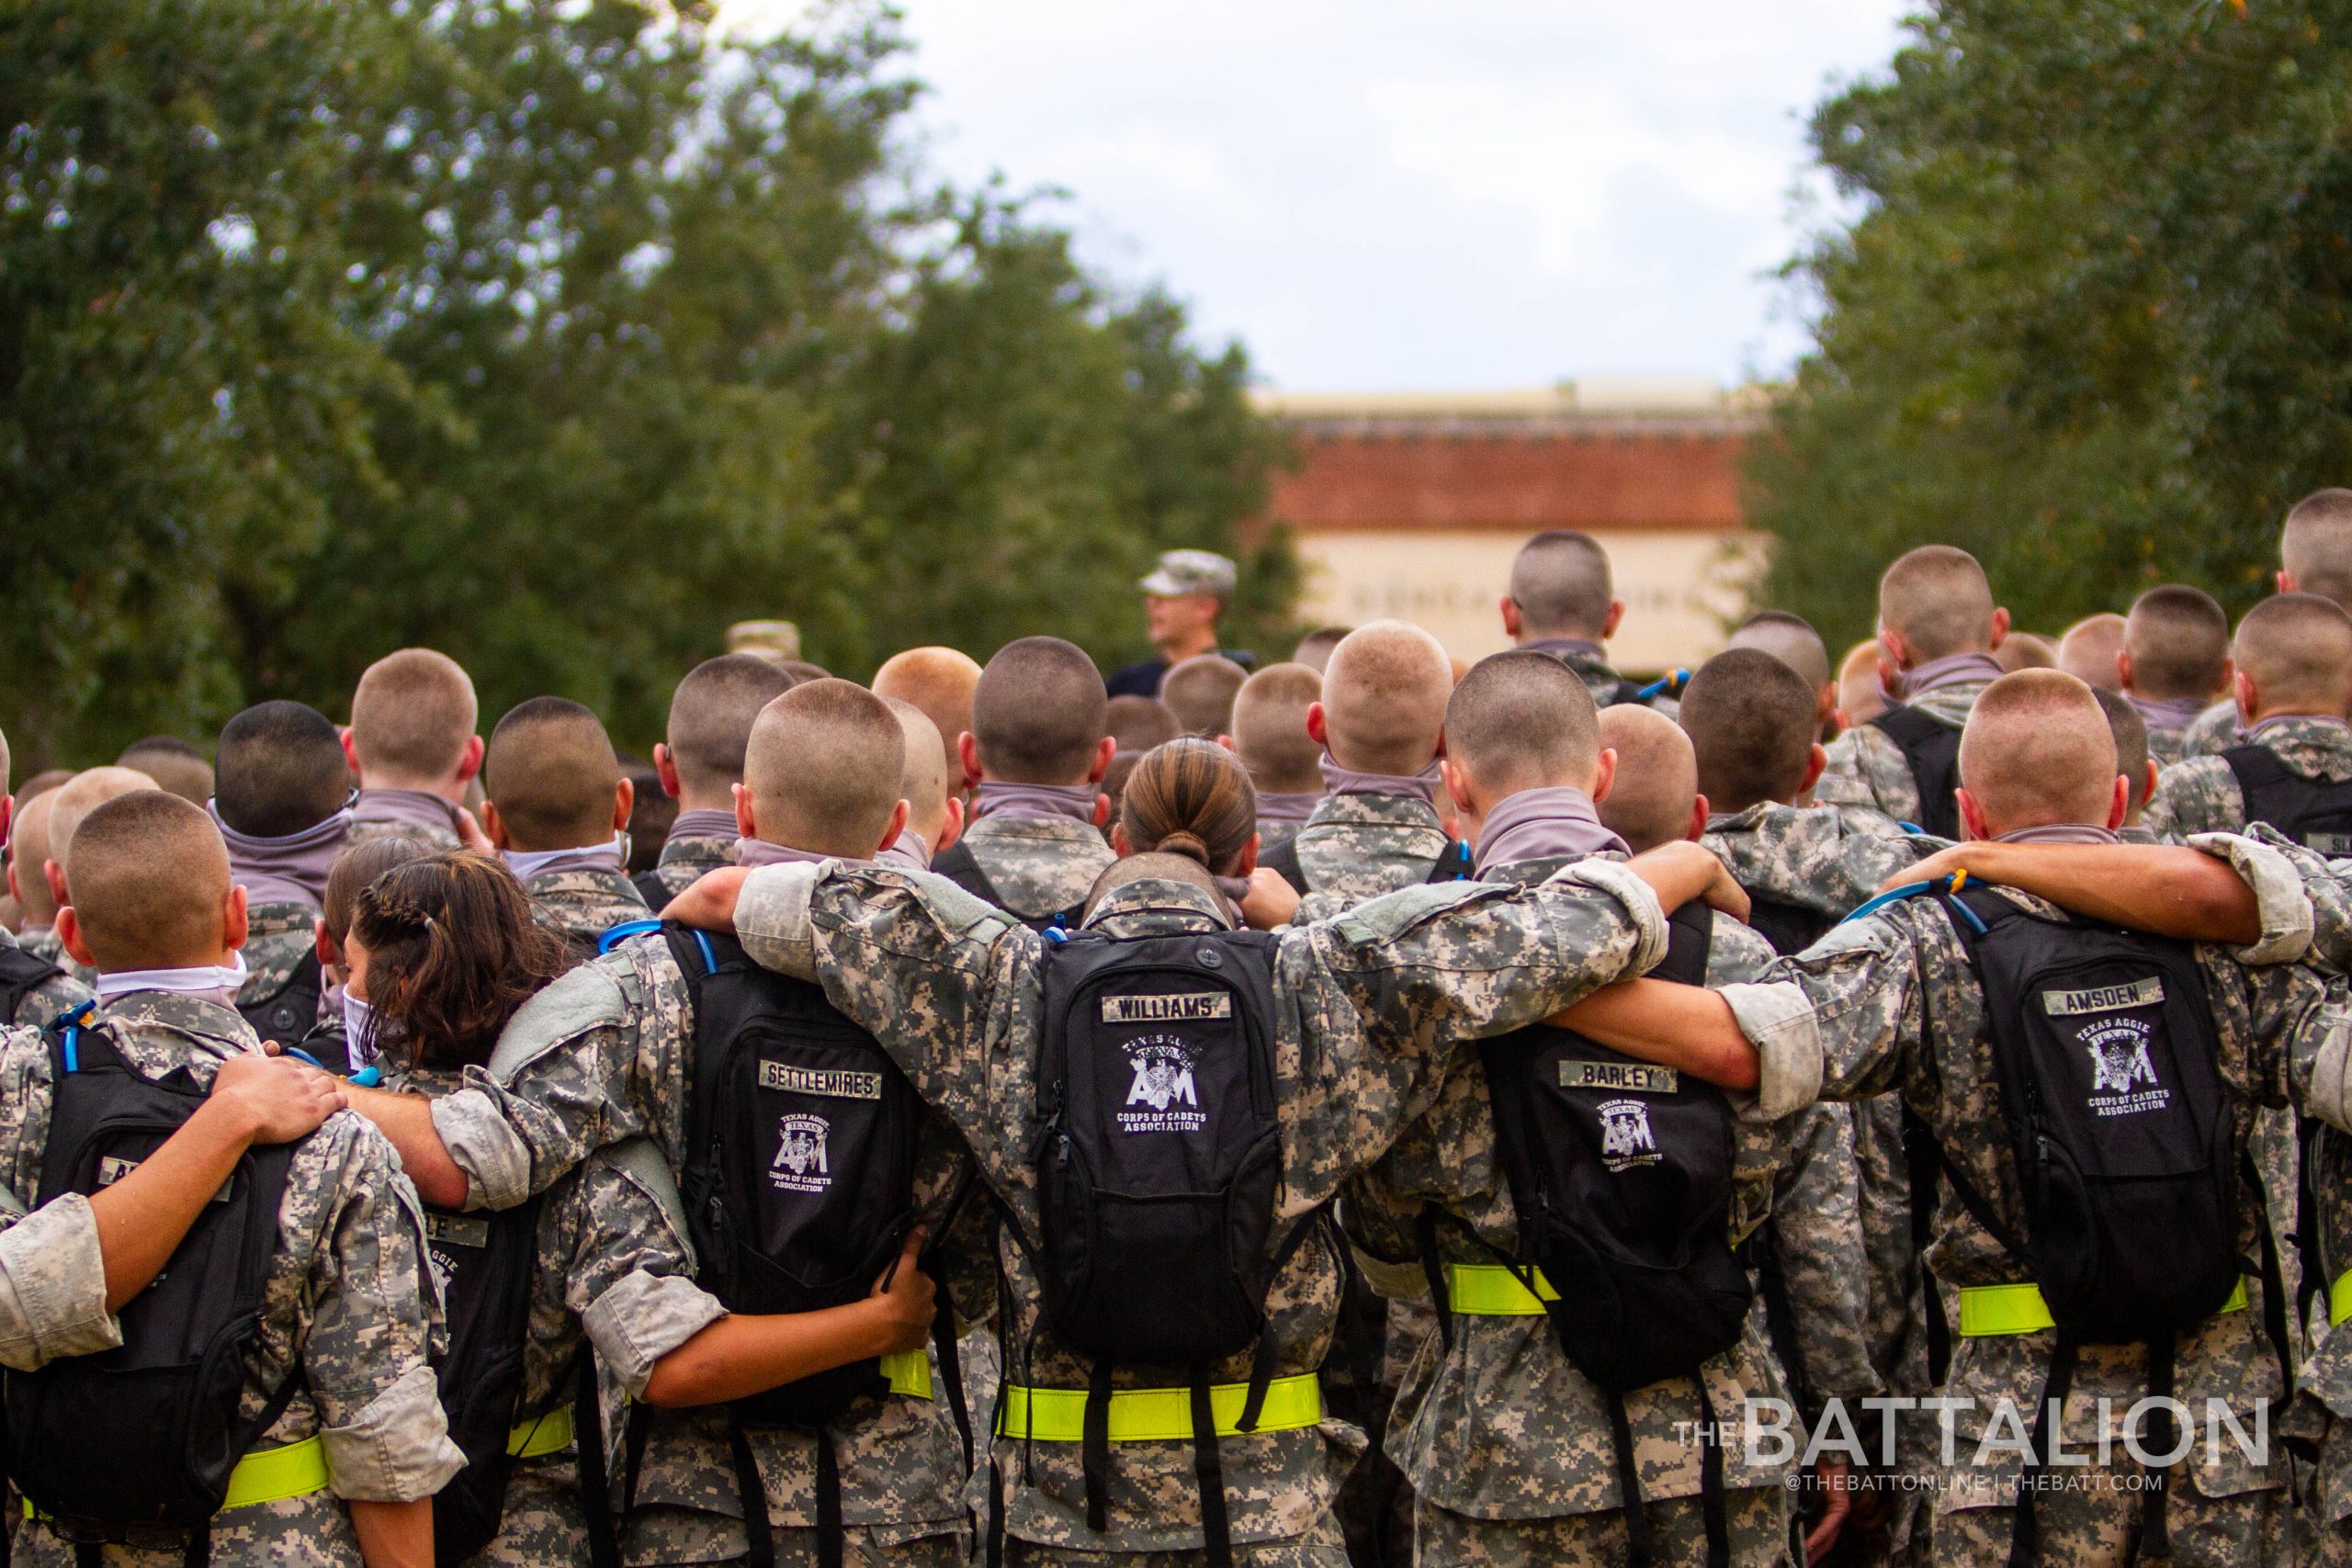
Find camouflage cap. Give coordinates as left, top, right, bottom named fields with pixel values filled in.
left=1139, top=549, right=1237, bottom=601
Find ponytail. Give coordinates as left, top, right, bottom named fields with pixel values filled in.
left=1117, top=739, right=1257, bottom=874
left=350, top=852, right=572, bottom=1072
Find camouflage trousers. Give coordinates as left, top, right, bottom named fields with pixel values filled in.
left=1410, top=1488, right=1788, bottom=1568
left=1928, top=1478, right=2286, bottom=1567
left=620, top=1505, right=967, bottom=1567
left=16, top=1495, right=363, bottom=1568
left=2298, top=1415, right=2352, bottom=1566
left=1001, top=1508, right=1349, bottom=1565
left=466, top=1451, right=587, bottom=1567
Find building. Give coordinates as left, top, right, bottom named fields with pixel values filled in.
left=1257, top=378, right=1768, bottom=673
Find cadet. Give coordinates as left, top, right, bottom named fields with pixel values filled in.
left=1838, top=638, right=1889, bottom=728
left=0, top=738, right=90, bottom=1026
left=2056, top=613, right=2127, bottom=693
left=304, top=836, right=437, bottom=1075
left=873, top=646, right=985, bottom=800
left=1816, top=545, right=2012, bottom=836
left=644, top=734, right=1736, bottom=1566
left=348, top=682, right=982, bottom=1568
left=38, top=766, right=161, bottom=984
left=1104, top=549, right=1250, bottom=699
left=641, top=655, right=798, bottom=906
left=345, top=647, right=484, bottom=849
left=210, top=701, right=355, bottom=1048
left=1290, top=627, right=1349, bottom=675
left=1497, top=529, right=1667, bottom=710
left=876, top=697, right=965, bottom=873
left=1159, top=655, right=1249, bottom=740
left=1229, top=664, right=1325, bottom=853
left=2120, top=586, right=2233, bottom=767
left=1102, top=696, right=1182, bottom=825
left=1270, top=621, right=1467, bottom=917
left=7, top=791, right=461, bottom=1566
left=2180, top=488, right=2352, bottom=758
left=2144, top=592, right=2352, bottom=845
left=2090, top=688, right=2163, bottom=843
left=116, top=736, right=213, bottom=805
left=8, top=784, right=66, bottom=959
left=1562, top=671, right=2331, bottom=1567
left=932, top=637, right=1116, bottom=929
left=1725, top=608, right=1839, bottom=740
left=480, top=697, right=650, bottom=954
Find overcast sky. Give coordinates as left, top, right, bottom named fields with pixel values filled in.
left=721, top=3, right=1914, bottom=392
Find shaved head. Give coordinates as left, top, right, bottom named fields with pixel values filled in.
left=1727, top=610, right=1831, bottom=692
left=1106, top=697, right=1182, bottom=755
left=216, top=703, right=351, bottom=839
left=1681, top=649, right=1819, bottom=813
left=2283, top=489, right=2352, bottom=608
left=2057, top=614, right=2127, bottom=691
left=1596, top=707, right=1698, bottom=854
left=880, top=696, right=953, bottom=844
left=17, top=771, right=71, bottom=805
left=2093, top=687, right=2154, bottom=816
left=1160, top=655, right=1250, bottom=739
left=745, top=680, right=906, bottom=857
left=1958, top=671, right=2120, bottom=834
left=666, top=655, right=797, bottom=800
left=51, top=767, right=160, bottom=883
left=1232, top=664, right=1323, bottom=795
left=1087, top=851, right=1223, bottom=914
left=10, top=789, right=62, bottom=925
left=483, top=697, right=622, bottom=850
left=2234, top=592, right=2352, bottom=717
left=350, top=648, right=479, bottom=786
left=972, top=637, right=1109, bottom=784
left=872, top=647, right=982, bottom=789
left=117, top=737, right=211, bottom=805
left=2123, top=586, right=2230, bottom=700
left=1994, top=632, right=2056, bottom=673
left=1838, top=639, right=1888, bottom=726
left=1320, top=620, right=1453, bottom=775
left=63, top=792, right=231, bottom=969
left=1445, top=650, right=1600, bottom=795
left=1508, top=530, right=1614, bottom=639
left=1291, top=627, right=1350, bottom=674
left=1879, top=546, right=1999, bottom=661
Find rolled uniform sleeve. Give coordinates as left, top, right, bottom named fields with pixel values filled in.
left=2188, top=829, right=2321, bottom=966
left=1724, top=981, right=1823, bottom=1122
left=0, top=1194, right=119, bottom=1371
left=567, top=1146, right=724, bottom=1399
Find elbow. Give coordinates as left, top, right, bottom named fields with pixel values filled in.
left=640, top=1353, right=712, bottom=1409
left=1717, top=1045, right=1761, bottom=1094
left=410, top=1163, right=470, bottom=1212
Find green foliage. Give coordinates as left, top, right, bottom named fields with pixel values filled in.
left=1751, top=1, right=2352, bottom=650
left=0, top=0, right=1292, bottom=765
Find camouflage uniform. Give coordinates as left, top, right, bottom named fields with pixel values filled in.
left=0, top=993, right=463, bottom=1567
left=0, top=925, right=91, bottom=1027
left=639, top=813, right=741, bottom=905
left=19, top=926, right=96, bottom=992
left=1815, top=679, right=1994, bottom=829
left=2178, top=700, right=2245, bottom=762
left=522, top=866, right=652, bottom=959
left=236, top=901, right=325, bottom=1036
left=2143, top=715, right=2352, bottom=841
left=1287, top=794, right=1453, bottom=927
left=1341, top=851, right=1865, bottom=1565
left=594, top=855, right=1672, bottom=1561
left=1516, top=637, right=1675, bottom=716
left=1702, top=802, right=1935, bottom=921
left=1727, top=863, right=2332, bottom=1567
left=347, top=787, right=466, bottom=851
left=424, top=924, right=979, bottom=1564
left=955, top=814, right=1114, bottom=924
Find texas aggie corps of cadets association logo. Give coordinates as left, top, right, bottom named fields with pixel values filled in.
left=1118, top=1038, right=1205, bottom=1134
left=771, top=1113, right=832, bottom=1192
left=2043, top=977, right=2171, bottom=1118
left=1597, top=1099, right=1661, bottom=1171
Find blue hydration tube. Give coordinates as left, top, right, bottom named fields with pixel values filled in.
left=1636, top=669, right=1690, bottom=702
left=1839, top=870, right=1986, bottom=932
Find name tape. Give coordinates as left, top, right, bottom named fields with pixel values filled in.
left=758, top=1061, right=884, bottom=1100
left=97, top=1156, right=231, bottom=1202
left=2042, top=977, right=2165, bottom=1016
left=426, top=1213, right=491, bottom=1250
left=1559, top=1060, right=1679, bottom=1095
left=1102, top=993, right=1231, bottom=1024
left=2310, top=834, right=2352, bottom=857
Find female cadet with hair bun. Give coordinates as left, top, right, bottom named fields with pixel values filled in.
left=1107, top=737, right=1261, bottom=911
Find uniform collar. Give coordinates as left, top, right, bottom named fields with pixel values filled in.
left=1080, top=878, right=1233, bottom=935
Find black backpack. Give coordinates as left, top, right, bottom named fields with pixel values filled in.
left=1918, top=886, right=2250, bottom=1565
left=1258, top=834, right=1473, bottom=897
left=3, top=1008, right=300, bottom=1555
left=1869, top=704, right=1963, bottom=838
left=629, top=867, right=676, bottom=911
left=237, top=951, right=323, bottom=1054
left=421, top=1196, right=545, bottom=1562
left=662, top=922, right=931, bottom=1568
left=0, top=945, right=62, bottom=1027
left=1455, top=899, right=1750, bottom=1568
left=2222, top=745, right=2352, bottom=854
left=931, top=838, right=1087, bottom=931
left=1741, top=896, right=1834, bottom=959
left=1033, top=925, right=1317, bottom=1564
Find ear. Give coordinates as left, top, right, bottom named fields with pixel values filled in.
left=6, top=857, right=17, bottom=904
left=2279, top=569, right=2299, bottom=595
left=2140, top=761, right=2160, bottom=814
left=223, top=884, right=249, bottom=954
left=56, top=908, right=94, bottom=970
left=1087, top=735, right=1116, bottom=785
left=1305, top=703, right=1329, bottom=749
left=454, top=734, right=485, bottom=786
left=1498, top=596, right=1522, bottom=639
left=934, top=795, right=965, bottom=855
left=1877, top=628, right=1909, bottom=683
left=1988, top=606, right=2011, bottom=649
left=2115, top=649, right=2135, bottom=692
left=1589, top=748, right=1618, bottom=805
left=874, top=799, right=910, bottom=859
left=0, top=797, right=13, bottom=858
left=612, top=777, right=635, bottom=835
left=732, top=782, right=757, bottom=841
left=1092, top=791, right=1112, bottom=829
left=1802, top=742, right=1828, bottom=797
left=480, top=799, right=512, bottom=852
left=1600, top=600, right=1625, bottom=640
left=313, top=918, right=340, bottom=970
left=1236, top=831, right=1260, bottom=877
left=1686, top=794, right=1710, bottom=844
left=958, top=731, right=985, bottom=788
left=43, top=860, right=66, bottom=913
left=1440, top=757, right=1475, bottom=814
left=1955, top=787, right=1992, bottom=842
left=1215, top=734, right=1237, bottom=753
left=1815, top=685, right=1838, bottom=735
left=1109, top=822, right=1133, bottom=856
left=2105, top=774, right=2130, bottom=832
left=340, top=728, right=363, bottom=776
left=653, top=744, right=683, bottom=800
left=2217, top=654, right=2236, bottom=700
left=2235, top=668, right=2259, bottom=723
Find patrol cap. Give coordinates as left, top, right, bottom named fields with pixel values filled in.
left=1139, top=549, right=1237, bottom=602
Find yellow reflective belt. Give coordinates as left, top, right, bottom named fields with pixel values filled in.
left=996, top=1373, right=1321, bottom=1442
left=506, top=1405, right=573, bottom=1459
left=1443, top=1262, right=1558, bottom=1315
left=881, top=1348, right=933, bottom=1399
left=2331, top=1269, right=2352, bottom=1327
left=219, top=1436, right=332, bottom=1510
left=1958, top=1279, right=2248, bottom=1337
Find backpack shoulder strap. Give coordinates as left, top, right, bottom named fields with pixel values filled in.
left=629, top=868, right=673, bottom=911
left=0, top=945, right=62, bottom=1027
left=1259, top=837, right=1307, bottom=896
left=1870, top=702, right=1947, bottom=747
left=2223, top=743, right=2297, bottom=827
left=1657, top=899, right=1715, bottom=984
